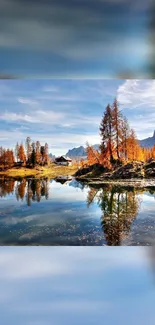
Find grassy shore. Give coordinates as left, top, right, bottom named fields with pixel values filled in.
left=0, top=163, right=78, bottom=178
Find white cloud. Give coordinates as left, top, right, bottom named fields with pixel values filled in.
left=0, top=112, right=36, bottom=123
left=18, top=98, right=38, bottom=105
left=117, top=80, right=155, bottom=109
left=0, top=110, right=65, bottom=124
left=0, top=249, right=70, bottom=279
left=116, top=80, right=155, bottom=139
left=0, top=247, right=148, bottom=282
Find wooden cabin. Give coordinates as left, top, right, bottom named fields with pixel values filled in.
left=55, top=156, right=72, bottom=166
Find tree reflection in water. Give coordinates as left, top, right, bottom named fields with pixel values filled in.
left=0, top=178, right=49, bottom=206
left=0, top=179, right=15, bottom=197
left=87, top=185, right=142, bottom=246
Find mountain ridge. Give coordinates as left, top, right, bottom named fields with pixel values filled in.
left=139, top=130, right=155, bottom=148
left=65, top=144, right=99, bottom=158
left=50, top=132, right=155, bottom=159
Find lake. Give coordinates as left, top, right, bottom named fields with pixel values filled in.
left=0, top=177, right=155, bottom=246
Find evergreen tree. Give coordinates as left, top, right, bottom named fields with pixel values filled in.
left=25, top=137, right=32, bottom=164
left=15, top=142, right=19, bottom=162
left=100, top=104, right=114, bottom=164
left=112, top=98, right=123, bottom=160
left=31, top=142, right=36, bottom=167
left=36, top=141, right=41, bottom=165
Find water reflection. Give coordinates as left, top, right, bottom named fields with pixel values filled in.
left=99, top=187, right=141, bottom=246
left=0, top=179, right=15, bottom=197
left=0, top=178, right=49, bottom=206
left=0, top=178, right=155, bottom=245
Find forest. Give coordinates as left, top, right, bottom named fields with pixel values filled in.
left=83, top=98, right=155, bottom=169
left=0, top=137, right=49, bottom=169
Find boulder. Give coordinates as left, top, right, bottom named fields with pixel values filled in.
left=144, top=161, right=155, bottom=178
left=111, top=162, right=144, bottom=179
left=74, top=163, right=107, bottom=177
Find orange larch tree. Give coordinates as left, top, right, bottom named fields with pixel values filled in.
left=18, top=144, right=26, bottom=165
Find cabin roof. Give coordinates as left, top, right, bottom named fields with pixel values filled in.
left=55, top=155, right=72, bottom=162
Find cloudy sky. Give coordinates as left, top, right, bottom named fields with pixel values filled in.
left=0, top=0, right=151, bottom=77
left=0, top=79, right=155, bottom=155
left=0, top=247, right=155, bottom=325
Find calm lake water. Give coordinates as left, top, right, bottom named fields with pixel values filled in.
left=0, top=177, right=155, bottom=246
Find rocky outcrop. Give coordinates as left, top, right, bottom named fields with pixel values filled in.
left=75, top=161, right=148, bottom=179
left=74, top=164, right=107, bottom=177
left=111, top=162, right=145, bottom=179
left=144, top=161, right=155, bottom=177
left=75, top=160, right=155, bottom=181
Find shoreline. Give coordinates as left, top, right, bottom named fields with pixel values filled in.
left=1, top=164, right=155, bottom=188
left=75, top=176, right=155, bottom=188
left=0, top=165, right=78, bottom=179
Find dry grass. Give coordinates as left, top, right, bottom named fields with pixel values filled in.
left=0, top=163, right=78, bottom=178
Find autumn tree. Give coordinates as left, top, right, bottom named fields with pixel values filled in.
left=80, top=158, right=85, bottom=168
left=127, top=129, right=139, bottom=161
left=6, top=149, right=15, bottom=167
left=44, top=143, right=49, bottom=165
left=18, top=144, right=26, bottom=165
left=152, top=145, right=155, bottom=159
left=99, top=99, right=148, bottom=166
left=31, top=142, right=36, bottom=167
left=120, top=117, right=130, bottom=161
left=100, top=104, right=114, bottom=165
left=86, top=142, right=100, bottom=165
left=15, top=142, right=19, bottom=162
left=25, top=137, right=32, bottom=164
left=0, top=148, right=15, bottom=168
left=36, top=141, right=41, bottom=165
left=40, top=143, right=49, bottom=165
left=0, top=138, right=50, bottom=170
left=112, top=98, right=123, bottom=160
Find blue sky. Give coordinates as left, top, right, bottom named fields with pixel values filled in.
left=0, top=247, right=155, bottom=325
left=0, top=0, right=151, bottom=77
left=0, top=79, right=155, bottom=155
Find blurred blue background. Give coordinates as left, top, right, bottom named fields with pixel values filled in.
left=0, top=0, right=153, bottom=78
left=0, top=247, right=155, bottom=324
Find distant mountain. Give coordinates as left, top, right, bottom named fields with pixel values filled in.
left=139, top=131, right=155, bottom=148
left=93, top=144, right=100, bottom=151
left=66, top=146, right=86, bottom=158
left=65, top=144, right=100, bottom=159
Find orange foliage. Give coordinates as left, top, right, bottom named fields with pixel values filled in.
left=0, top=147, right=15, bottom=168
left=86, top=98, right=155, bottom=168
left=18, top=144, right=26, bottom=165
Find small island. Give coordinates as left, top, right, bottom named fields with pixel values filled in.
left=74, top=99, right=155, bottom=187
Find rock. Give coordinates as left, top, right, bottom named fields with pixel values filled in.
left=108, top=162, right=145, bottom=180
left=144, top=161, right=155, bottom=178
left=74, top=163, right=105, bottom=177
left=75, top=160, right=155, bottom=180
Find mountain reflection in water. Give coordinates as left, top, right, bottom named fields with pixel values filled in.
left=0, top=177, right=155, bottom=246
